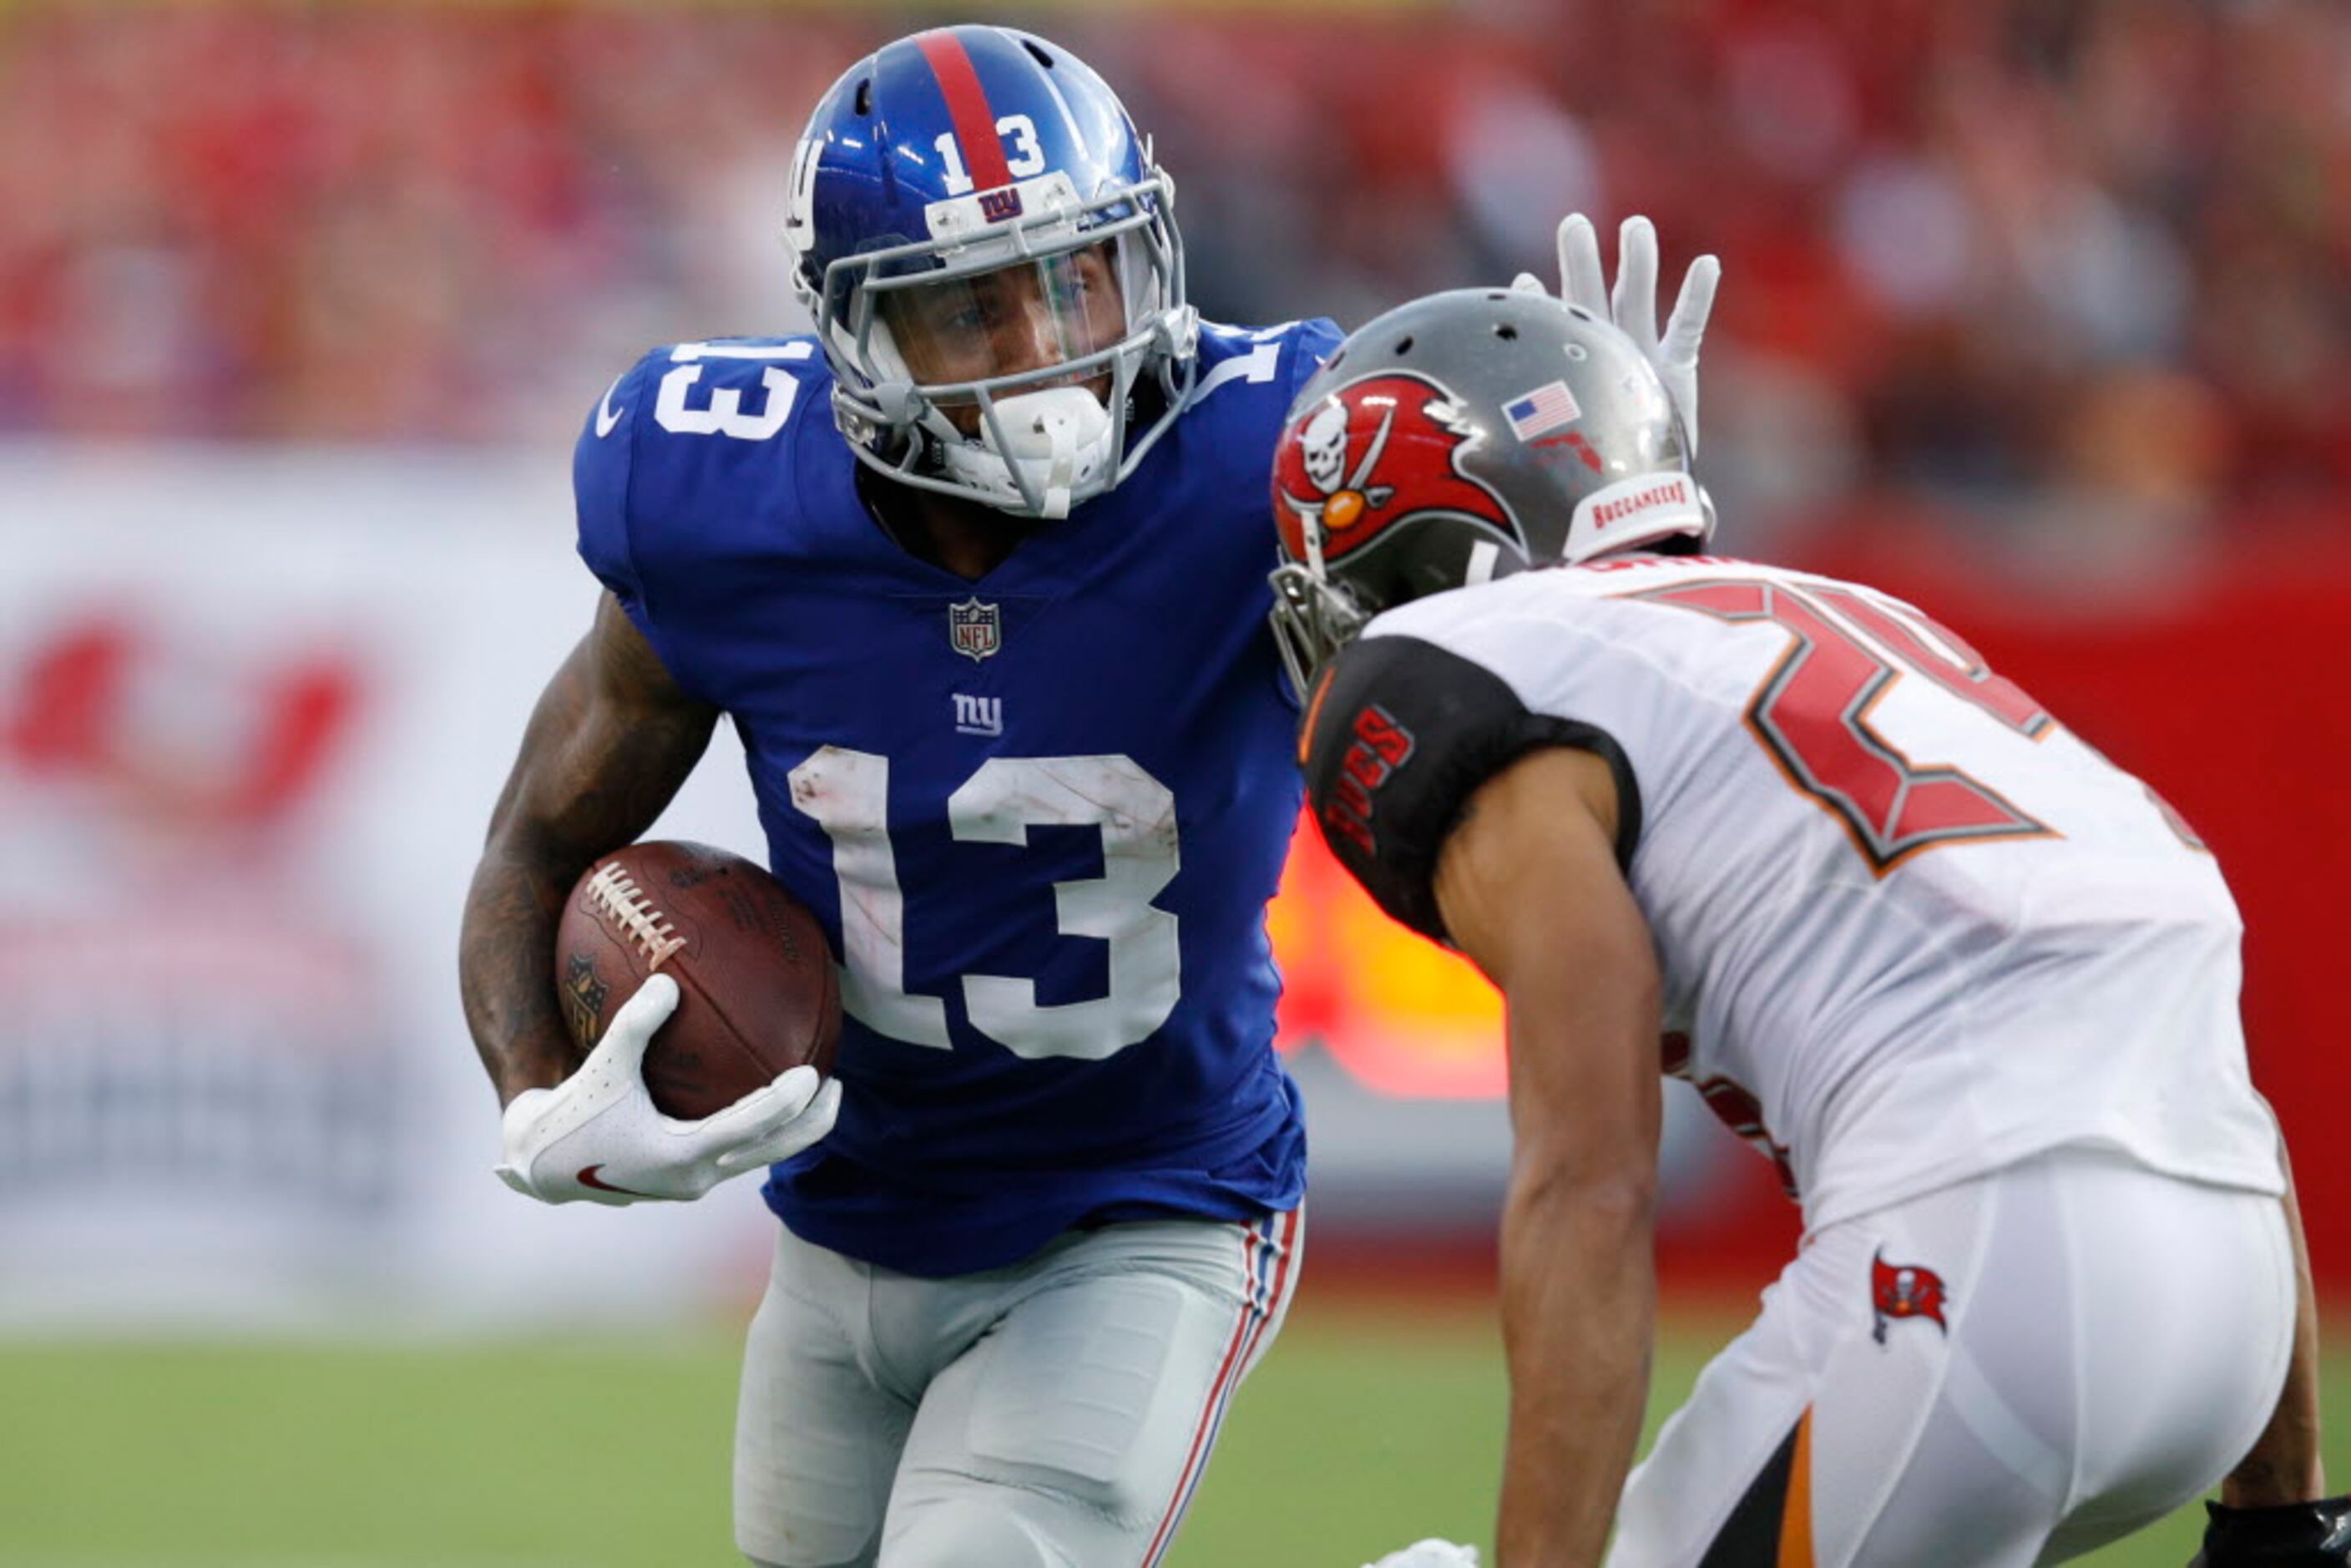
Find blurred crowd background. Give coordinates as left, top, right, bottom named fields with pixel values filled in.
left=5, top=0, right=2345, bottom=564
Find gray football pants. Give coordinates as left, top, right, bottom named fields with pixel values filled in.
left=736, top=1206, right=1303, bottom=1568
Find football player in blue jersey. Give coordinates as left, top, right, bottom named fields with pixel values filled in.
left=458, top=23, right=1717, bottom=1568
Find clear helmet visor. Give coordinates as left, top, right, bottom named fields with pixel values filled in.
left=867, top=240, right=1147, bottom=419
left=803, top=166, right=1196, bottom=518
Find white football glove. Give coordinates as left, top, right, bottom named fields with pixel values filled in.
left=1514, top=212, right=1721, bottom=456
left=493, top=973, right=842, bottom=1206
left=1363, top=1541, right=1480, bottom=1568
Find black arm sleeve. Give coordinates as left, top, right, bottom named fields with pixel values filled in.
left=1299, top=633, right=1643, bottom=943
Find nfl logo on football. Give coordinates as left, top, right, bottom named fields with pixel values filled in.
left=949, top=598, right=1001, bottom=661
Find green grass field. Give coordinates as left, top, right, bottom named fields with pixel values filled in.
left=1, top=1300, right=2336, bottom=1566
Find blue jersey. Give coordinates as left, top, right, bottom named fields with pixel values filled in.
left=573, top=320, right=1341, bottom=1275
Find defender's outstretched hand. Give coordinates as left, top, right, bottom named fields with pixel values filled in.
left=1514, top=213, right=1720, bottom=456
left=493, top=974, right=842, bottom=1206
left=2192, top=1495, right=2351, bottom=1566
left=1362, top=1541, right=1480, bottom=1568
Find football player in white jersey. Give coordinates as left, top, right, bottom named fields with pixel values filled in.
left=1271, top=288, right=2341, bottom=1567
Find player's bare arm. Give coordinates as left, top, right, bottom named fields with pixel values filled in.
left=1434, top=747, right=1663, bottom=1568
left=459, top=591, right=719, bottom=1105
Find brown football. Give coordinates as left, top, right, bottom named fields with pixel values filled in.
left=554, top=840, right=841, bottom=1121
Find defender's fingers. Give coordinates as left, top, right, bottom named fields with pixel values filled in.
left=1662, top=255, right=1722, bottom=362
left=1613, top=215, right=1661, bottom=346
left=1558, top=214, right=1607, bottom=316
left=1509, top=271, right=1547, bottom=297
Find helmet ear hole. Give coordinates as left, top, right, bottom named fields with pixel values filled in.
left=1494, top=323, right=1518, bottom=341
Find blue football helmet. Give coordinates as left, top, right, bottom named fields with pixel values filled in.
left=782, top=27, right=1197, bottom=518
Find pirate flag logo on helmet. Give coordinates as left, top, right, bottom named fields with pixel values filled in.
left=1273, top=373, right=1524, bottom=567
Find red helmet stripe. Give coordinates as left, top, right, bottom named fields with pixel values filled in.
left=914, top=30, right=1015, bottom=194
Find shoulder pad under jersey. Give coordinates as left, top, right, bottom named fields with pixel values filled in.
left=1298, top=630, right=1642, bottom=942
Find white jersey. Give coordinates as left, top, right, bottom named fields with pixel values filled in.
left=1357, top=554, right=2282, bottom=1228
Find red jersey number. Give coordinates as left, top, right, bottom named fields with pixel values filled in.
left=1633, top=579, right=2056, bottom=874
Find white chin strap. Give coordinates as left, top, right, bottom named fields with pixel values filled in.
left=1564, top=471, right=1712, bottom=564
left=933, top=387, right=1115, bottom=520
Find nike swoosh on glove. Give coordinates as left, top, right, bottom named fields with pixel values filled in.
left=493, top=974, right=842, bottom=1206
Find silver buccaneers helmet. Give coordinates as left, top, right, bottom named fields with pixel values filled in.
left=1268, top=287, right=1711, bottom=696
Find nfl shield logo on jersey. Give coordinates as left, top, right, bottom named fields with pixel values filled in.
left=948, top=598, right=1002, bottom=661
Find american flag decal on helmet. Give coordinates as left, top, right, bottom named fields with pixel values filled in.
left=1504, top=380, right=1581, bottom=442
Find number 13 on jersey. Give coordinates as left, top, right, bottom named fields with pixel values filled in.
left=787, top=747, right=1181, bottom=1061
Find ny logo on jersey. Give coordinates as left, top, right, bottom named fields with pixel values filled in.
left=949, top=599, right=1002, bottom=661
left=953, top=694, right=1004, bottom=737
